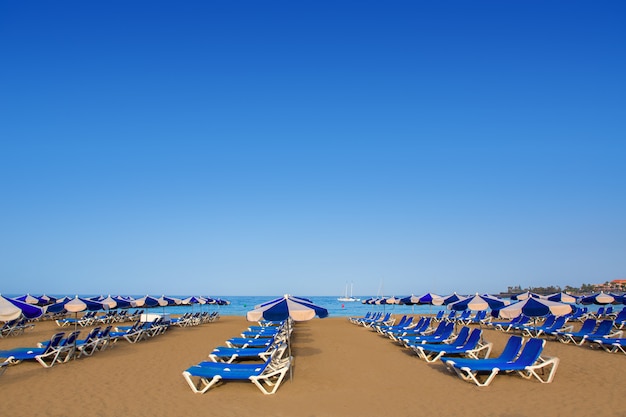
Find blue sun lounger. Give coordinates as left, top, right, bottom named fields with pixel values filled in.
left=412, top=327, right=492, bottom=363
left=55, top=330, right=82, bottom=363
left=382, top=316, right=417, bottom=338
left=226, top=337, right=276, bottom=349
left=521, top=316, right=568, bottom=338
left=452, top=310, right=472, bottom=325
left=0, top=318, right=34, bottom=337
left=241, top=327, right=282, bottom=339
left=0, top=332, right=66, bottom=368
left=444, top=336, right=559, bottom=387
left=375, top=316, right=413, bottom=335
left=209, top=339, right=287, bottom=363
left=445, top=334, right=523, bottom=367
left=182, top=344, right=291, bottom=395
left=611, top=309, right=626, bottom=329
left=361, top=312, right=393, bottom=327
left=590, top=337, right=626, bottom=355
left=399, top=321, right=455, bottom=347
left=110, top=322, right=143, bottom=343
left=465, top=310, right=488, bottom=325
left=565, top=307, right=586, bottom=322
left=349, top=312, right=371, bottom=324
left=432, top=310, right=446, bottom=322
left=110, top=320, right=159, bottom=343
left=387, top=317, right=432, bottom=340
left=556, top=319, right=620, bottom=345
left=488, top=315, right=531, bottom=332
left=208, top=346, right=277, bottom=363
left=74, top=327, right=105, bottom=358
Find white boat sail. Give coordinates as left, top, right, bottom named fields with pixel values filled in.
left=338, top=282, right=360, bottom=302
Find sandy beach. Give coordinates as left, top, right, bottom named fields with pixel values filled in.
left=0, top=315, right=624, bottom=417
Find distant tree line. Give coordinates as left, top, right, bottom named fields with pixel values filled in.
left=505, top=283, right=598, bottom=295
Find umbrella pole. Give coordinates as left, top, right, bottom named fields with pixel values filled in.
left=288, top=319, right=293, bottom=381
left=73, top=312, right=78, bottom=361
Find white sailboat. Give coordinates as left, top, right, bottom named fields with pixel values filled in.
left=338, top=282, right=360, bottom=302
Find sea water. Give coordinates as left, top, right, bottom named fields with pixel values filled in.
left=143, top=295, right=451, bottom=318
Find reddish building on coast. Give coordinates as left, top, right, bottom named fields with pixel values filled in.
left=593, top=279, right=626, bottom=292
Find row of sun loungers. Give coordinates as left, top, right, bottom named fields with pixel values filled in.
left=485, top=312, right=626, bottom=354
left=171, top=311, right=220, bottom=327
left=112, top=317, right=170, bottom=343
left=349, top=312, right=561, bottom=387
left=0, top=318, right=34, bottom=338
left=0, top=316, right=173, bottom=373
left=56, top=310, right=145, bottom=327
left=0, top=327, right=114, bottom=369
left=182, top=320, right=292, bottom=395
left=444, top=336, right=560, bottom=387
left=427, top=310, right=491, bottom=325
left=585, top=305, right=622, bottom=320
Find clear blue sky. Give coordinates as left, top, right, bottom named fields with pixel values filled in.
left=1, top=1, right=624, bottom=297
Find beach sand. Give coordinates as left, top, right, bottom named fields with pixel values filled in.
left=0, top=315, right=624, bottom=417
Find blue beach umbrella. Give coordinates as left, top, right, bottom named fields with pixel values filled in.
left=246, top=295, right=328, bottom=382
left=448, top=293, right=509, bottom=336
left=376, top=296, right=400, bottom=313
left=0, top=294, right=44, bottom=321
left=399, top=293, right=444, bottom=306
left=498, top=297, right=572, bottom=319
left=158, top=295, right=181, bottom=306
left=442, top=293, right=463, bottom=305
left=15, top=294, right=42, bottom=305
left=39, top=294, right=57, bottom=306
left=214, top=298, right=230, bottom=306
left=63, top=296, right=109, bottom=320
left=511, top=291, right=542, bottom=301
left=182, top=296, right=204, bottom=305
left=112, top=296, right=135, bottom=309
left=362, top=297, right=384, bottom=305
left=380, top=296, right=400, bottom=305
left=64, top=296, right=108, bottom=313
left=400, top=292, right=445, bottom=315
left=154, top=295, right=180, bottom=314
left=99, top=295, right=119, bottom=309
left=44, top=296, right=73, bottom=314
left=448, top=294, right=509, bottom=312
left=246, top=294, right=328, bottom=322
left=134, top=295, right=161, bottom=309
left=546, top=292, right=578, bottom=304
left=62, top=296, right=108, bottom=359
left=609, top=293, right=625, bottom=304
left=398, top=295, right=420, bottom=305
left=182, top=296, right=205, bottom=313
left=579, top=292, right=617, bottom=305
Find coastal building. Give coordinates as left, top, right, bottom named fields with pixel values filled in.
left=592, top=279, right=626, bottom=292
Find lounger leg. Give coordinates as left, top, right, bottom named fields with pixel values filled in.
left=424, top=351, right=445, bottom=363
left=451, top=366, right=500, bottom=387
left=571, top=336, right=585, bottom=346
left=182, top=372, right=222, bottom=394
left=249, top=367, right=289, bottom=395
left=522, top=357, right=560, bottom=383
left=35, top=349, right=62, bottom=368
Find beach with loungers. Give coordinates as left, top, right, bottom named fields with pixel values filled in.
left=1, top=310, right=625, bottom=417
